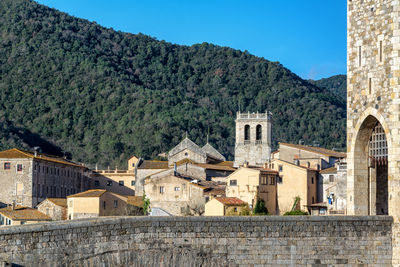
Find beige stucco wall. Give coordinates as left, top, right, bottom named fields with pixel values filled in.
left=37, top=200, right=67, bottom=221
left=144, top=175, right=205, bottom=216
left=271, top=159, right=317, bottom=214
left=90, top=172, right=136, bottom=196
left=204, top=198, right=224, bottom=216
left=68, top=197, right=99, bottom=219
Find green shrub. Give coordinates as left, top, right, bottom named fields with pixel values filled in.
left=283, top=210, right=308, bottom=216
left=253, top=199, right=269, bottom=215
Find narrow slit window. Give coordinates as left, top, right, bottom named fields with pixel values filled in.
left=379, top=41, right=383, bottom=63
left=368, top=78, right=372, bottom=94
left=358, top=46, right=362, bottom=66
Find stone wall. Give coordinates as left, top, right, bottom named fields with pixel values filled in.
left=0, top=216, right=393, bottom=266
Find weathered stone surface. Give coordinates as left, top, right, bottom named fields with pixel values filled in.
left=0, top=216, right=393, bottom=266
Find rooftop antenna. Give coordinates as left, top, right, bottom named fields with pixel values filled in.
left=207, top=126, right=210, bottom=144
left=185, top=131, right=188, bottom=139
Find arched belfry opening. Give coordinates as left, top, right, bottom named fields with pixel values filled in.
left=256, top=124, right=262, bottom=143
left=352, top=115, right=388, bottom=215
left=244, top=125, right=250, bottom=144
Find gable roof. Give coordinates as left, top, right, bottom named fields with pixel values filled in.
left=0, top=206, right=51, bottom=221
left=319, top=166, right=337, bottom=174
left=138, top=160, right=168, bottom=169
left=215, top=197, right=247, bottom=206
left=201, top=143, right=226, bottom=161
left=0, top=148, right=84, bottom=168
left=279, top=143, right=346, bottom=158
left=126, top=196, right=143, bottom=207
left=168, top=137, right=206, bottom=158
left=46, top=198, right=67, bottom=208
left=67, top=189, right=106, bottom=198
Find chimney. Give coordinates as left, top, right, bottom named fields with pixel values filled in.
left=174, top=162, right=177, bottom=176
left=263, top=163, right=268, bottom=169
left=12, top=200, right=16, bottom=210
left=243, top=161, right=249, bottom=168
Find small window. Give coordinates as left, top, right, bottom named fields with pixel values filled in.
left=358, top=46, right=362, bottom=66
left=160, top=186, right=164, bottom=193
left=234, top=207, right=238, bottom=212
left=174, top=187, right=180, bottom=191
left=131, top=180, right=136, bottom=186
left=119, top=181, right=124, bottom=186
left=180, top=207, right=186, bottom=214
left=278, top=176, right=283, bottom=184
left=368, top=78, right=372, bottom=94
left=312, top=196, right=315, bottom=204
left=230, top=180, right=237, bottom=186
left=103, top=201, right=106, bottom=210
left=107, top=180, right=113, bottom=186
left=114, top=200, right=118, bottom=208
left=278, top=165, right=283, bottom=172
left=270, top=176, right=275, bottom=185
left=184, top=152, right=188, bottom=156
left=4, top=163, right=10, bottom=170
left=94, top=180, right=100, bottom=186
left=329, top=175, right=335, bottom=183
left=311, top=177, right=314, bottom=184
left=132, top=163, right=135, bottom=167
left=17, top=164, right=22, bottom=172
left=379, top=40, right=383, bottom=63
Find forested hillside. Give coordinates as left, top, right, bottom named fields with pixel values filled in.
left=310, top=75, right=347, bottom=101
left=0, top=0, right=346, bottom=167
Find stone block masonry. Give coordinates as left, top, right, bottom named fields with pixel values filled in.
left=0, top=216, right=394, bottom=266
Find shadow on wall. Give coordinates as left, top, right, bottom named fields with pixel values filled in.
left=90, top=172, right=135, bottom=196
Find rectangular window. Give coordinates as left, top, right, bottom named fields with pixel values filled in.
left=270, top=176, right=275, bottom=185
left=114, top=200, right=118, bottom=208
left=131, top=180, right=136, bottom=186
left=4, top=162, right=10, bottom=170
left=94, top=180, right=100, bottom=186
left=174, top=187, right=180, bottom=191
left=107, top=180, right=112, bottom=186
left=103, top=201, right=106, bottom=210
left=379, top=40, right=383, bottom=63
left=119, top=181, right=124, bottom=186
left=230, top=180, right=237, bottom=186
left=278, top=165, right=283, bottom=172
left=358, top=46, right=362, bottom=66
left=329, top=175, right=335, bottom=183
left=17, top=164, right=22, bottom=172
left=311, top=177, right=314, bottom=184
left=160, top=186, right=164, bottom=193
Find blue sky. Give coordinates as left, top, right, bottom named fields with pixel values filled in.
left=36, top=0, right=347, bottom=80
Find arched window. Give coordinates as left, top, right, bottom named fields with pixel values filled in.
left=256, top=125, right=262, bottom=142
left=244, top=125, right=250, bottom=143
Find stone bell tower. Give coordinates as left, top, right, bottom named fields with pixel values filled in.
left=233, top=111, right=272, bottom=167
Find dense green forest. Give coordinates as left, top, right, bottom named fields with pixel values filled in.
left=310, top=75, right=347, bottom=102
left=0, top=0, right=347, bottom=168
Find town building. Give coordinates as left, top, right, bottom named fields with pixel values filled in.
left=234, top=111, right=272, bottom=167
left=225, top=166, right=278, bottom=214
left=67, top=189, right=128, bottom=220
left=0, top=205, right=51, bottom=226
left=319, top=159, right=347, bottom=215
left=144, top=173, right=222, bottom=216
left=204, top=197, right=248, bottom=216
left=269, top=158, right=318, bottom=215
left=36, top=198, right=67, bottom=220
left=0, top=148, right=89, bottom=208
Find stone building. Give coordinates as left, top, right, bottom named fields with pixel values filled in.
left=234, top=111, right=272, bottom=167
left=36, top=198, right=67, bottom=220
left=347, top=0, right=400, bottom=217
left=319, top=159, right=347, bottom=215
left=144, top=173, right=222, bottom=216
left=226, top=166, right=278, bottom=214
left=0, top=149, right=89, bottom=208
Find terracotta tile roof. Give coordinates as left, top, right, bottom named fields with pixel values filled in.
left=138, top=160, right=168, bottom=169
left=0, top=148, right=84, bottom=168
left=279, top=143, right=346, bottom=158
left=319, top=166, right=337, bottom=174
left=175, top=158, right=197, bottom=166
left=46, top=198, right=67, bottom=208
left=246, top=166, right=279, bottom=174
left=273, top=159, right=319, bottom=171
left=204, top=187, right=226, bottom=197
left=0, top=206, right=51, bottom=221
left=67, top=189, right=106, bottom=198
left=126, top=196, right=143, bottom=207
left=215, top=197, right=247, bottom=206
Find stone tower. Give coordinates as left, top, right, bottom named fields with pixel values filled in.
left=347, top=0, right=400, bottom=219
left=233, top=111, right=272, bottom=167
